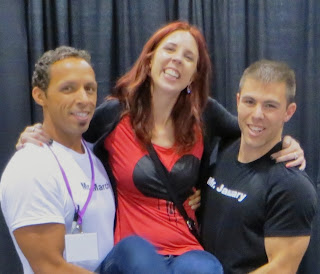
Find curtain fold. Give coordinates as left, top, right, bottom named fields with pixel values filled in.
left=0, top=2, right=29, bottom=272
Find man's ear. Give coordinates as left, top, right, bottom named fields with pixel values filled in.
left=32, top=87, right=46, bottom=107
left=236, top=92, right=241, bottom=108
left=284, top=102, right=297, bottom=122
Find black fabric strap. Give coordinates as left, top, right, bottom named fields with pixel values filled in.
left=147, top=144, right=201, bottom=243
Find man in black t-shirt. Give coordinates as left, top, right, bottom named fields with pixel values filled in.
left=201, top=60, right=317, bottom=274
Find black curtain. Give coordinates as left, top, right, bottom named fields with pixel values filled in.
left=1, top=1, right=319, bottom=273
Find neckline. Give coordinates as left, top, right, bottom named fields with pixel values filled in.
left=235, top=141, right=282, bottom=166
left=50, top=140, right=88, bottom=159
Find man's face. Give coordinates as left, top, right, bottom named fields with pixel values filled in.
left=237, top=77, right=296, bottom=156
left=39, top=57, right=97, bottom=140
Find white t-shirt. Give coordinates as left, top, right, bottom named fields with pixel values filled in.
left=0, top=141, right=115, bottom=273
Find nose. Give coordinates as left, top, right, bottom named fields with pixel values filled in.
left=172, top=51, right=182, bottom=64
left=252, top=104, right=264, bottom=119
left=76, top=87, right=90, bottom=104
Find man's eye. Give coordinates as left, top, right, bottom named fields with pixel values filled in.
left=265, top=104, right=276, bottom=109
left=86, top=86, right=96, bottom=94
left=244, top=100, right=254, bottom=105
left=61, top=86, right=73, bottom=92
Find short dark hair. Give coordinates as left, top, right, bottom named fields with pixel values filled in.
left=239, top=59, right=296, bottom=104
left=32, top=46, right=91, bottom=91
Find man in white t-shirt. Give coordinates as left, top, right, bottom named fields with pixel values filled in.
left=0, top=46, right=115, bottom=273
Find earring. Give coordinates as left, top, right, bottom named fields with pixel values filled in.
left=187, top=85, right=191, bottom=94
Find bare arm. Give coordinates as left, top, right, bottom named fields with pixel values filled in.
left=14, top=223, right=92, bottom=274
left=250, top=236, right=310, bottom=274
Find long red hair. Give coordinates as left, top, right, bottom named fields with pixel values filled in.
left=112, top=21, right=212, bottom=152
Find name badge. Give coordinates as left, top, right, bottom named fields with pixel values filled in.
left=65, top=232, right=98, bottom=262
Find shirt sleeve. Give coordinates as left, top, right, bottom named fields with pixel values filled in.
left=1, top=146, right=66, bottom=232
left=264, top=167, right=318, bottom=237
left=203, top=97, right=240, bottom=141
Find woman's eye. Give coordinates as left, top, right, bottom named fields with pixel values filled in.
left=185, top=55, right=194, bottom=61
left=164, top=46, right=175, bottom=52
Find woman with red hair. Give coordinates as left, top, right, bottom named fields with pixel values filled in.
left=91, top=21, right=224, bottom=273
left=17, top=21, right=304, bottom=273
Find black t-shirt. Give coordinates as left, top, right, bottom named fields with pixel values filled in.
left=201, top=139, right=317, bottom=274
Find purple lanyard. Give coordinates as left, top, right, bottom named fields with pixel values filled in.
left=48, top=140, right=95, bottom=225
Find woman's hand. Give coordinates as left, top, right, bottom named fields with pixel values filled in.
left=188, top=189, right=201, bottom=210
left=16, top=123, right=51, bottom=150
left=271, top=135, right=306, bottom=170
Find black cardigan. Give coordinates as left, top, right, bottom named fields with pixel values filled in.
left=83, top=97, right=240, bottom=207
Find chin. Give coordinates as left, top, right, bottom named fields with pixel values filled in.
left=73, top=124, right=89, bottom=136
left=79, top=120, right=90, bottom=128
left=243, top=137, right=266, bottom=149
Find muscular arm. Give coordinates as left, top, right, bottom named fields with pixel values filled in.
left=14, top=223, right=92, bottom=274
left=250, top=236, right=310, bottom=274
left=250, top=168, right=317, bottom=274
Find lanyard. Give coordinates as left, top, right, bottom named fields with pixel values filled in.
left=48, top=140, right=95, bottom=233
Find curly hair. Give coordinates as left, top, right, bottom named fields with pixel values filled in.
left=112, top=21, right=212, bottom=153
left=32, top=46, right=91, bottom=91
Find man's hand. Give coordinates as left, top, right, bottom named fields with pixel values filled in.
left=188, top=189, right=201, bottom=210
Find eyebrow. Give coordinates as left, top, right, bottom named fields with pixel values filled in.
left=59, top=81, right=76, bottom=86
left=241, top=96, right=280, bottom=105
left=59, top=80, right=97, bottom=87
left=86, top=81, right=98, bottom=87
left=264, top=100, right=280, bottom=106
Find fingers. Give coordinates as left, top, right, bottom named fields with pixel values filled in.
left=28, top=123, right=41, bottom=131
left=299, top=160, right=306, bottom=171
left=271, top=135, right=305, bottom=170
left=271, top=151, right=303, bottom=163
left=282, top=135, right=292, bottom=148
left=17, top=134, right=44, bottom=150
left=286, top=157, right=306, bottom=171
left=188, top=189, right=201, bottom=210
left=189, top=201, right=201, bottom=210
left=271, top=150, right=306, bottom=171
left=188, top=189, right=201, bottom=200
left=15, top=123, right=51, bottom=150
left=16, top=141, right=25, bottom=151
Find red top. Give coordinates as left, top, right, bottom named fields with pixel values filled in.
left=105, top=115, right=203, bottom=255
